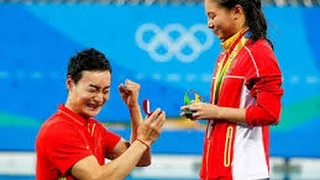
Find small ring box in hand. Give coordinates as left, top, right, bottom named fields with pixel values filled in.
left=183, top=90, right=202, bottom=119
left=143, top=99, right=162, bottom=117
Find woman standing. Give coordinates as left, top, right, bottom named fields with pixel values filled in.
left=181, top=0, right=284, bottom=179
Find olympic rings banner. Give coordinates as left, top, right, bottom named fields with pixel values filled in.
left=135, top=23, right=214, bottom=63
left=0, top=3, right=320, bottom=158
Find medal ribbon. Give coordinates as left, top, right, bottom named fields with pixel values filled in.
left=213, top=31, right=249, bottom=105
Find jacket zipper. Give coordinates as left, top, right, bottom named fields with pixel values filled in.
left=224, top=126, right=233, bottom=167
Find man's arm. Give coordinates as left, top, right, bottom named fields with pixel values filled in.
left=72, top=109, right=165, bottom=180
left=71, top=141, right=147, bottom=180
left=106, top=137, right=151, bottom=167
left=71, top=140, right=148, bottom=180
left=106, top=103, right=151, bottom=167
left=128, top=104, right=151, bottom=166
left=117, top=80, right=151, bottom=166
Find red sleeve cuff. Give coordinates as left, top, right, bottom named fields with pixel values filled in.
left=104, top=130, right=122, bottom=150
left=245, top=75, right=284, bottom=127
left=59, top=152, right=92, bottom=175
left=246, top=92, right=282, bottom=127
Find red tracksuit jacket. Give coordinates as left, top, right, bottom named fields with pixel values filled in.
left=200, top=34, right=284, bottom=180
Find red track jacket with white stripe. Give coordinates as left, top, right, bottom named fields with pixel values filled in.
left=200, top=34, right=284, bottom=180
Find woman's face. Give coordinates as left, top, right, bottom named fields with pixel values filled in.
left=204, top=0, right=242, bottom=41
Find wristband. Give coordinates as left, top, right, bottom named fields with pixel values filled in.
left=136, top=138, right=150, bottom=150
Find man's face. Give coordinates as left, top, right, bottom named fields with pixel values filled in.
left=67, top=70, right=111, bottom=118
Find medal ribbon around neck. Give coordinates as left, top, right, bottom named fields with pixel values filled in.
left=213, top=31, right=249, bottom=105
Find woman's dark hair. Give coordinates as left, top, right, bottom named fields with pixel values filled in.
left=216, top=0, right=273, bottom=49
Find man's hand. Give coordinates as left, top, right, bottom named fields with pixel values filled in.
left=137, top=108, right=166, bottom=147
left=119, top=79, right=140, bottom=108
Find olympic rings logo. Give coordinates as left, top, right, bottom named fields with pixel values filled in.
left=135, top=23, right=214, bottom=63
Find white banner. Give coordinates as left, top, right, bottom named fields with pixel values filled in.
left=1, top=152, right=320, bottom=179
